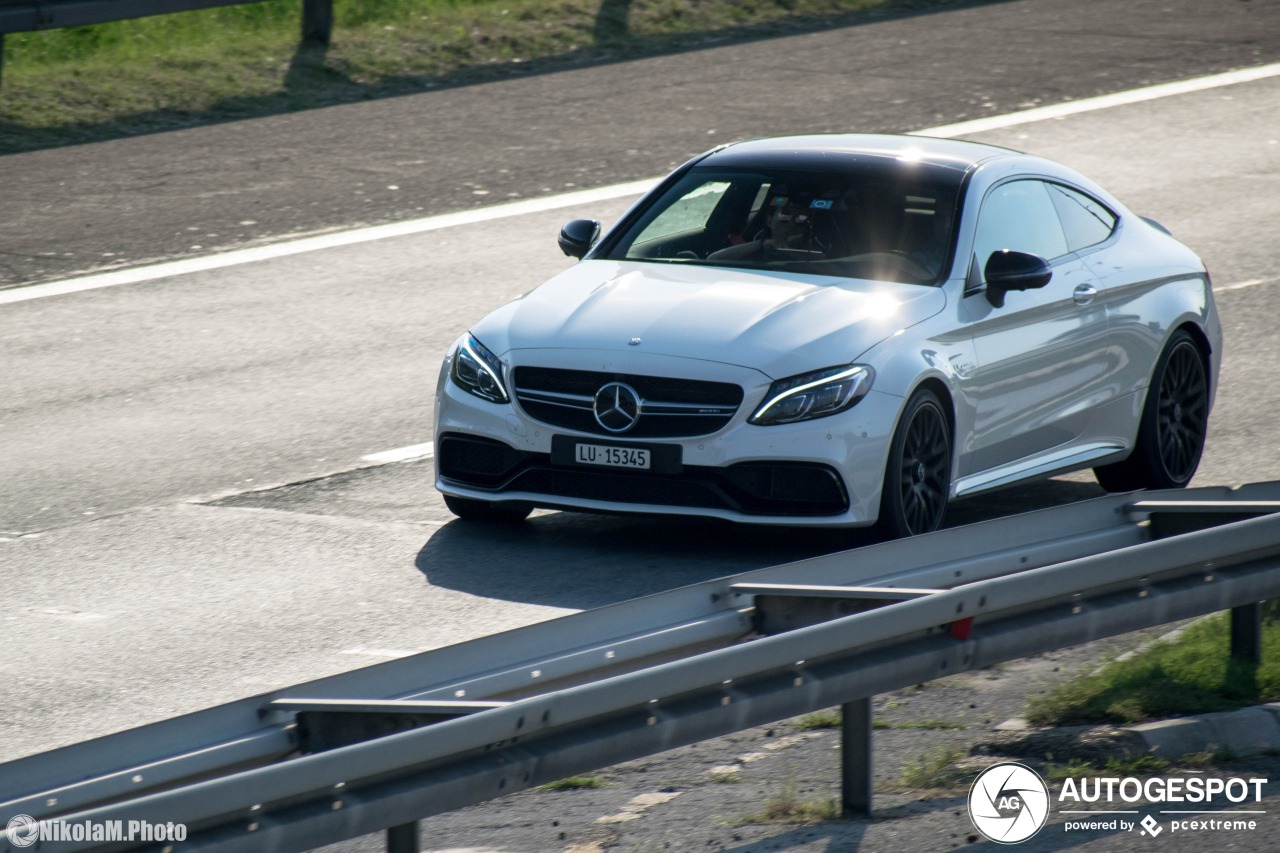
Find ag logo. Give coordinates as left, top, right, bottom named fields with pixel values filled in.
left=968, top=762, right=1050, bottom=844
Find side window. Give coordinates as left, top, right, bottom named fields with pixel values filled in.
left=1047, top=183, right=1117, bottom=252
left=627, top=181, right=731, bottom=254
left=973, top=180, right=1069, bottom=274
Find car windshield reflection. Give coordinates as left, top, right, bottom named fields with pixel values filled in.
left=603, top=163, right=964, bottom=285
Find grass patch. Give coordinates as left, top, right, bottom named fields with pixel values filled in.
left=540, top=774, right=609, bottom=790
left=0, top=0, right=978, bottom=152
left=900, top=745, right=969, bottom=789
left=874, top=718, right=968, bottom=731
left=793, top=709, right=843, bottom=730
left=1044, top=754, right=1171, bottom=783
left=736, top=779, right=843, bottom=824
left=793, top=709, right=968, bottom=731
left=1027, top=612, right=1280, bottom=726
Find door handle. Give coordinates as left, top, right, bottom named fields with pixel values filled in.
left=1073, top=284, right=1098, bottom=305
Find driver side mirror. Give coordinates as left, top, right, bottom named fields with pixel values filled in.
left=983, top=250, right=1052, bottom=308
left=558, top=219, right=601, bottom=259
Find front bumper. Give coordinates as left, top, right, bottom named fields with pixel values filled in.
left=433, top=354, right=902, bottom=527
left=438, top=432, right=852, bottom=517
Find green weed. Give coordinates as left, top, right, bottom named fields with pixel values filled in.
left=1027, top=612, right=1280, bottom=726
left=0, top=0, right=970, bottom=151
left=540, top=774, right=608, bottom=790
left=900, top=745, right=969, bottom=789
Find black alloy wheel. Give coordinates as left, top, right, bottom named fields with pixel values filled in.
left=1155, top=339, right=1210, bottom=483
left=1095, top=330, right=1209, bottom=492
left=876, top=389, right=952, bottom=539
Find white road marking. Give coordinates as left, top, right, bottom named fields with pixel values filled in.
left=1214, top=276, right=1280, bottom=293
left=563, top=843, right=607, bottom=853
left=28, top=607, right=108, bottom=622
left=762, top=731, right=827, bottom=750
left=361, top=442, right=434, bottom=464
left=0, top=180, right=654, bottom=307
left=915, top=62, right=1280, bottom=138
left=595, top=791, right=681, bottom=824
left=339, top=647, right=421, bottom=659
left=704, top=731, right=830, bottom=779
left=4, top=62, right=1280, bottom=308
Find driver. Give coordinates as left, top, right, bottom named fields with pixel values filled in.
left=708, top=192, right=820, bottom=262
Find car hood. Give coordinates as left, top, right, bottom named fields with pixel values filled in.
left=472, top=260, right=946, bottom=379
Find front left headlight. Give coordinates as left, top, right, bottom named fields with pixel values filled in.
left=749, top=365, right=875, bottom=426
left=450, top=334, right=510, bottom=403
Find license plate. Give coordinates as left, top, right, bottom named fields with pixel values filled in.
left=574, top=443, right=651, bottom=470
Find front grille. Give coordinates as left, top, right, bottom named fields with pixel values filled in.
left=512, top=367, right=744, bottom=438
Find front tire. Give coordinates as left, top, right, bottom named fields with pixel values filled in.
left=1094, top=329, right=1209, bottom=492
left=874, top=389, right=952, bottom=539
left=443, top=494, right=533, bottom=523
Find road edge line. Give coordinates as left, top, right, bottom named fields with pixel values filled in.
left=6, top=61, right=1279, bottom=306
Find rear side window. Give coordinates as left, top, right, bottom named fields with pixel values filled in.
left=974, top=180, right=1069, bottom=266
left=1047, top=184, right=1117, bottom=252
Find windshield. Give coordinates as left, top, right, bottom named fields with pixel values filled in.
left=603, top=162, right=964, bottom=285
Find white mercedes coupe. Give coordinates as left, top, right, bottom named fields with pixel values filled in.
left=433, top=134, right=1221, bottom=538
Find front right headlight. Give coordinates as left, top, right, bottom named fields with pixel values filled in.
left=449, top=334, right=510, bottom=404
left=749, top=364, right=874, bottom=425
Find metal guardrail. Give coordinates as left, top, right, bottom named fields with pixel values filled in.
left=0, top=0, right=333, bottom=86
left=3, top=482, right=1280, bottom=852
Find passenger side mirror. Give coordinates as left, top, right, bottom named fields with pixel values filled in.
left=984, top=250, right=1052, bottom=308
left=558, top=219, right=601, bottom=259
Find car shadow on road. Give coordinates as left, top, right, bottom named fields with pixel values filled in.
left=414, top=510, right=848, bottom=610
left=415, top=477, right=1110, bottom=610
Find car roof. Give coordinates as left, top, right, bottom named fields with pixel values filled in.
left=699, top=134, right=1019, bottom=173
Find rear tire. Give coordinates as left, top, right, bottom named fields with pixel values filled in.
left=873, top=389, right=952, bottom=540
left=1094, top=329, right=1208, bottom=492
left=443, top=494, right=533, bottom=523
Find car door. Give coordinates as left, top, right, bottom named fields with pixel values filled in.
left=957, top=179, right=1111, bottom=484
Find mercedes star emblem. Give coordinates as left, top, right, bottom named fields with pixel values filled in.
left=593, top=382, right=641, bottom=433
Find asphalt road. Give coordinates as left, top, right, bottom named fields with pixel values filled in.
left=2, top=0, right=1280, bottom=287
left=3, top=0, right=1280, bottom=851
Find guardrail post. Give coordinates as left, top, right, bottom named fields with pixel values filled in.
left=1231, top=603, right=1262, bottom=662
left=386, top=821, right=419, bottom=853
left=301, top=0, right=333, bottom=46
left=840, top=697, right=873, bottom=816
